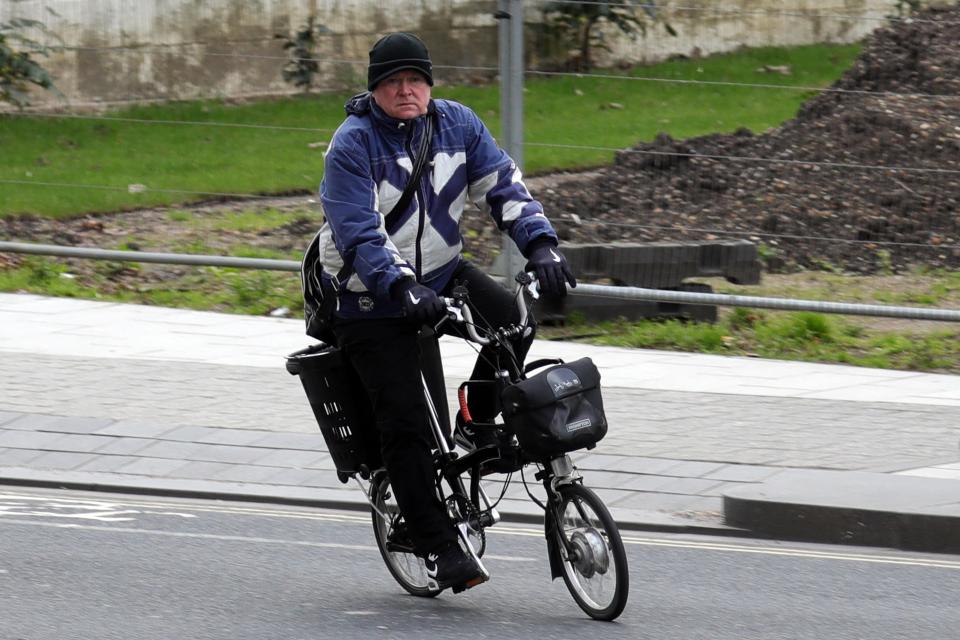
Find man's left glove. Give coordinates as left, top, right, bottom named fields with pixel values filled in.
left=392, top=278, right=447, bottom=324
left=526, top=240, right=577, bottom=297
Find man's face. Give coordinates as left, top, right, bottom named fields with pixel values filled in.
left=371, top=70, right=431, bottom=120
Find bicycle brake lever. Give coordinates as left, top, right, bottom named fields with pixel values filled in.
left=433, top=306, right=462, bottom=333
left=526, top=279, right=541, bottom=300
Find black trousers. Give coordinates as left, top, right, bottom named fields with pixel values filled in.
left=333, top=261, right=534, bottom=554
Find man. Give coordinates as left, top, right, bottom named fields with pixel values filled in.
left=313, top=32, right=576, bottom=591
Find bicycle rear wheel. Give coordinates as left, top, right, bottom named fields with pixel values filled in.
left=370, top=474, right=441, bottom=598
left=554, top=483, right=629, bottom=620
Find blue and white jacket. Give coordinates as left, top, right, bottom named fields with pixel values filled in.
left=313, top=93, right=558, bottom=319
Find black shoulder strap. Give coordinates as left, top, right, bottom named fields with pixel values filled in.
left=384, top=113, right=434, bottom=230
left=323, top=111, right=435, bottom=292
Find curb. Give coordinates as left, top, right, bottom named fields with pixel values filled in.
left=0, top=468, right=743, bottom=538
left=723, top=469, right=960, bottom=553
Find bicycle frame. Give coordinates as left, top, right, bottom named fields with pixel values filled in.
left=343, top=272, right=628, bottom=617
left=427, top=275, right=584, bottom=534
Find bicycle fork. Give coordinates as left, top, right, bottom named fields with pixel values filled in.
left=540, top=455, right=582, bottom=579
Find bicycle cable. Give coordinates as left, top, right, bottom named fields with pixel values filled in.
left=469, top=294, right=527, bottom=375
left=445, top=298, right=509, bottom=377
left=521, top=465, right=549, bottom=512
left=483, top=472, right=514, bottom=512
left=454, top=316, right=498, bottom=372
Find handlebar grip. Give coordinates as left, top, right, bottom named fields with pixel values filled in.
left=523, top=358, right=564, bottom=374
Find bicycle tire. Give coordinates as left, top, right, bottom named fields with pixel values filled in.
left=370, top=474, right=441, bottom=598
left=554, top=483, right=629, bottom=621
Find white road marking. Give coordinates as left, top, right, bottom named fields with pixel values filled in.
left=0, top=493, right=196, bottom=523
left=483, top=554, right=536, bottom=562
left=0, top=518, right=535, bottom=561
left=617, top=535, right=960, bottom=570
left=3, top=490, right=959, bottom=570
left=0, top=518, right=377, bottom=550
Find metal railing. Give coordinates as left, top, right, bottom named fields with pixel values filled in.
left=0, top=241, right=300, bottom=272
left=2, top=240, right=959, bottom=323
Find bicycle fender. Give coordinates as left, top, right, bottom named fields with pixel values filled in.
left=544, top=508, right=564, bottom=580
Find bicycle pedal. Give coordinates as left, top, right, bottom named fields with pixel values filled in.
left=385, top=541, right=415, bottom=554
left=451, top=573, right=488, bottom=594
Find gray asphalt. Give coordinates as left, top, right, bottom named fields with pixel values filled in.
left=1, top=488, right=958, bottom=640
left=2, top=292, right=960, bottom=549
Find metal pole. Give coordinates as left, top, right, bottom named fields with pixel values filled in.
left=0, top=241, right=301, bottom=271
left=497, top=0, right=511, bottom=144
left=571, top=282, right=960, bottom=323
left=497, top=0, right=526, bottom=285
left=507, top=0, right=524, bottom=170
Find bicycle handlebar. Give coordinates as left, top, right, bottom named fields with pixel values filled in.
left=438, top=271, right=536, bottom=346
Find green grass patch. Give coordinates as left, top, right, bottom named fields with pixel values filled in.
left=1, top=43, right=861, bottom=217
left=0, top=257, right=303, bottom=316
left=209, top=208, right=304, bottom=233
left=0, top=257, right=101, bottom=298
left=229, top=245, right=301, bottom=260
left=708, top=268, right=960, bottom=309
left=546, top=308, right=960, bottom=373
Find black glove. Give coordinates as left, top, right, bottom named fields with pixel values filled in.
left=392, top=279, right=446, bottom=324
left=526, top=241, right=577, bottom=297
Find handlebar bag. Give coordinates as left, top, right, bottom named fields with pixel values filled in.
left=501, top=357, right=607, bottom=458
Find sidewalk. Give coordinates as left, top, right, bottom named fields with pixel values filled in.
left=1, top=292, right=959, bottom=551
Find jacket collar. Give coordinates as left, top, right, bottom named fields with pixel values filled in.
left=345, top=92, right=437, bottom=137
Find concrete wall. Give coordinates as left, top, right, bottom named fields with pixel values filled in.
left=1, top=0, right=911, bottom=108
left=600, top=0, right=897, bottom=65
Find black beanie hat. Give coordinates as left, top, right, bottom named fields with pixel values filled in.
left=367, top=32, right=434, bottom=91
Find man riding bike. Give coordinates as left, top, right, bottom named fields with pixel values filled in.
left=310, top=31, right=576, bottom=591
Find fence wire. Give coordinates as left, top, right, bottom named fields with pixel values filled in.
left=538, top=0, right=960, bottom=26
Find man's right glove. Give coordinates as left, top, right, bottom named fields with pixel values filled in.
left=392, top=278, right=446, bottom=324
left=526, top=240, right=577, bottom=297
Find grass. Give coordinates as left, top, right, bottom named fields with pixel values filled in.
left=541, top=306, right=960, bottom=373
left=164, top=207, right=308, bottom=234
left=0, top=255, right=304, bottom=316
left=707, top=269, right=960, bottom=308
left=557, top=267, right=960, bottom=372
left=0, top=43, right=861, bottom=217
left=536, top=267, right=960, bottom=373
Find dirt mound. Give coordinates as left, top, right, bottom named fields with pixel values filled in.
left=530, top=5, right=960, bottom=275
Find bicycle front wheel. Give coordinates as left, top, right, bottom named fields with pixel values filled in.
left=554, top=483, right=629, bottom=621
left=370, top=474, right=441, bottom=598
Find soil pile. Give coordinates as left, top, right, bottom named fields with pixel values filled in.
left=530, top=5, right=960, bottom=275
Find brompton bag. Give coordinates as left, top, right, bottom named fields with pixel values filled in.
left=501, top=357, right=607, bottom=458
